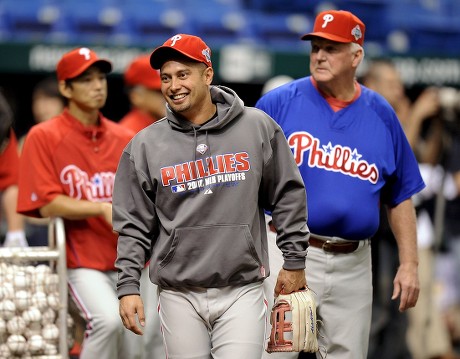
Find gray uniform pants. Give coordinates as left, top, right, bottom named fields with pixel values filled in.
left=263, top=218, right=372, bottom=359
left=158, top=282, right=267, bottom=359
left=68, top=268, right=140, bottom=359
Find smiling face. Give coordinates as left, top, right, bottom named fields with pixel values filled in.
left=159, top=58, right=214, bottom=124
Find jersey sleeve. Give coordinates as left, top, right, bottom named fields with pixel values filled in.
left=0, top=129, right=19, bottom=191
left=17, top=126, right=63, bottom=217
left=381, top=111, right=426, bottom=207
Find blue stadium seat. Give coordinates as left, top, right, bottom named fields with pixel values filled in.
left=245, top=0, right=320, bottom=13
left=58, top=0, right=123, bottom=45
left=1, top=0, right=62, bottom=43
left=181, top=0, right=252, bottom=49
left=384, top=0, right=460, bottom=55
left=117, top=0, right=188, bottom=48
left=249, top=11, right=312, bottom=52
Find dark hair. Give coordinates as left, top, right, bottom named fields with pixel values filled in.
left=0, top=90, right=13, bottom=147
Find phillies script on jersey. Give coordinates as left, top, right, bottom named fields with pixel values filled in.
left=161, top=152, right=250, bottom=193
left=60, top=164, right=115, bottom=201
left=288, top=131, right=379, bottom=184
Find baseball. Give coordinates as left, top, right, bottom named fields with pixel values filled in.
left=41, top=307, right=56, bottom=325
left=0, top=299, right=16, bottom=320
left=47, top=292, right=60, bottom=310
left=31, top=291, right=48, bottom=311
left=0, top=283, right=14, bottom=301
left=42, top=323, right=59, bottom=344
left=33, top=264, right=51, bottom=286
left=6, top=316, right=26, bottom=335
left=0, top=343, right=10, bottom=358
left=0, top=318, right=5, bottom=335
left=27, top=334, right=46, bottom=354
left=6, top=334, right=27, bottom=355
left=22, top=306, right=42, bottom=325
left=14, top=290, right=31, bottom=312
left=13, top=271, right=31, bottom=290
left=44, top=342, right=58, bottom=355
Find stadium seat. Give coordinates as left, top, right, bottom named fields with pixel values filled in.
left=384, top=0, right=459, bottom=55
left=245, top=0, right=320, bottom=13
left=1, top=0, right=62, bottom=43
left=58, top=0, right=123, bottom=45
left=182, top=0, right=253, bottom=49
left=250, top=11, right=312, bottom=52
left=117, top=0, right=188, bottom=48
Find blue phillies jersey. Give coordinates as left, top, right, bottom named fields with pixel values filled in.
left=256, top=76, right=425, bottom=240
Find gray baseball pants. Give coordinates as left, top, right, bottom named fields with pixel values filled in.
left=158, top=281, right=267, bottom=359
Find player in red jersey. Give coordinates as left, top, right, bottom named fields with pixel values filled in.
left=0, top=92, right=28, bottom=247
left=16, top=47, right=139, bottom=359
left=119, top=54, right=166, bottom=133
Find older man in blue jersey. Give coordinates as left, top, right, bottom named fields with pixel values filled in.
left=257, top=10, right=424, bottom=359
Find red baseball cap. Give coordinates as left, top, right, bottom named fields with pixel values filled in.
left=124, top=55, right=161, bottom=90
left=301, top=10, right=365, bottom=46
left=150, top=34, right=212, bottom=70
left=56, top=47, right=112, bottom=81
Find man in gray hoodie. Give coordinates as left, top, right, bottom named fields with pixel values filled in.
left=113, top=33, right=310, bottom=359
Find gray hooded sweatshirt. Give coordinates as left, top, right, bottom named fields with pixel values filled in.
left=114, top=85, right=309, bottom=297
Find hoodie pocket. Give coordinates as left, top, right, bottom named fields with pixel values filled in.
left=157, top=224, right=263, bottom=288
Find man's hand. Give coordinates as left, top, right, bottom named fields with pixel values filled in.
left=392, top=262, right=419, bottom=312
left=274, top=268, right=307, bottom=297
left=119, top=294, right=145, bottom=335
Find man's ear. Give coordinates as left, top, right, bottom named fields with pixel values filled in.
left=352, top=48, right=363, bottom=68
left=58, top=80, right=72, bottom=99
left=204, top=67, right=214, bottom=85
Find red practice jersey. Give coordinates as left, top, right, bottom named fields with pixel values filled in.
left=17, top=109, right=134, bottom=270
left=0, top=129, right=19, bottom=191
left=119, top=108, right=159, bottom=134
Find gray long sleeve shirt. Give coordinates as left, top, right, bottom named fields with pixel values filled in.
left=113, top=85, right=309, bottom=297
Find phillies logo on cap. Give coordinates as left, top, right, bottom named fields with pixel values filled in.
left=321, top=14, right=334, bottom=28
left=170, top=34, right=182, bottom=46
left=79, top=47, right=91, bottom=60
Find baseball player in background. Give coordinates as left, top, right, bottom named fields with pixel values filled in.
left=16, top=47, right=140, bottom=359
left=119, top=54, right=166, bottom=133
left=113, top=33, right=310, bottom=359
left=0, top=92, right=28, bottom=248
left=256, top=10, right=424, bottom=359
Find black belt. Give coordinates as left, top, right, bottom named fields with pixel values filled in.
left=308, top=235, right=359, bottom=254
left=269, top=221, right=360, bottom=254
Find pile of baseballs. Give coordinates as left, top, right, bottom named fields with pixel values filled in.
left=0, top=262, right=74, bottom=358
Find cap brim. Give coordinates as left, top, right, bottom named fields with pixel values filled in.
left=67, top=59, right=112, bottom=80
left=150, top=47, right=203, bottom=70
left=301, top=32, right=351, bottom=43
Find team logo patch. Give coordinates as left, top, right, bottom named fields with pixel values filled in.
left=351, top=25, right=362, bottom=41
left=196, top=143, right=208, bottom=154
left=202, top=48, right=211, bottom=63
